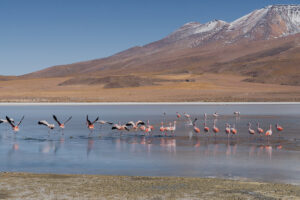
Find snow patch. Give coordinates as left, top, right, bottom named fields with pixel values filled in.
left=228, top=8, right=269, bottom=32
left=167, top=5, right=300, bottom=44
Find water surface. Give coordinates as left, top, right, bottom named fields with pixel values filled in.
left=0, top=104, right=299, bottom=184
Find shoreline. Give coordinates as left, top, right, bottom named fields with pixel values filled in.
left=1, top=102, right=300, bottom=106
left=0, top=172, right=299, bottom=199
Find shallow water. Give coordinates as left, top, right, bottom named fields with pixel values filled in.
left=0, top=104, right=299, bottom=184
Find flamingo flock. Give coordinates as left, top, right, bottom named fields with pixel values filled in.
left=0, top=111, right=284, bottom=141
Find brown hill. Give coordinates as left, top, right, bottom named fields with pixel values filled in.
left=22, top=5, right=300, bottom=87
left=2, top=5, right=299, bottom=102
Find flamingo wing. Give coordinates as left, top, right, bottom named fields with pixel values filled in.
left=6, top=116, right=15, bottom=128
left=53, top=115, right=61, bottom=126
left=92, top=117, right=99, bottom=124
left=192, top=118, right=198, bottom=126
left=38, top=120, right=50, bottom=127
left=64, top=116, right=72, bottom=125
left=17, top=116, right=25, bottom=126
left=126, top=121, right=135, bottom=127
left=136, top=121, right=145, bottom=126
left=86, top=115, right=92, bottom=126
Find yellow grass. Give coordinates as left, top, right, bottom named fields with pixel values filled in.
left=1, top=73, right=300, bottom=102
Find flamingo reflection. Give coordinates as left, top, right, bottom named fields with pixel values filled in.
left=265, top=145, right=273, bottom=160
left=8, top=142, right=19, bottom=156
left=226, top=141, right=238, bottom=157
left=160, top=138, right=176, bottom=153
left=87, top=138, right=94, bottom=156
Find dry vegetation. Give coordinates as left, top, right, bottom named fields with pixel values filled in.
left=5, top=32, right=299, bottom=103
left=1, top=73, right=300, bottom=102
left=0, top=172, right=299, bottom=200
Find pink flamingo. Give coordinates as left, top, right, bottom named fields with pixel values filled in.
left=86, top=115, right=99, bottom=130
left=204, top=113, right=209, bottom=133
left=126, top=120, right=145, bottom=130
left=183, top=112, right=191, bottom=119
left=265, top=124, right=272, bottom=142
left=212, top=119, right=219, bottom=135
left=165, top=121, right=176, bottom=136
left=160, top=122, right=166, bottom=135
left=257, top=122, right=264, bottom=135
left=225, top=123, right=231, bottom=137
left=276, top=124, right=283, bottom=131
left=248, top=122, right=255, bottom=135
left=112, top=122, right=129, bottom=131
left=193, top=118, right=200, bottom=134
left=169, top=121, right=176, bottom=133
left=230, top=123, right=237, bottom=135
left=53, top=115, right=72, bottom=129
left=6, top=116, right=24, bottom=132
left=144, top=120, right=154, bottom=135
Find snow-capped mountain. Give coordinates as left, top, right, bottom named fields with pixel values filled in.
left=166, top=20, right=228, bottom=41
left=164, top=5, right=300, bottom=46
left=25, top=5, right=300, bottom=87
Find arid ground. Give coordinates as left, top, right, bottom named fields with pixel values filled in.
left=0, top=172, right=299, bottom=200
left=2, top=73, right=300, bottom=102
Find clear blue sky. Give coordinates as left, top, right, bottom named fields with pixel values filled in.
left=1, top=0, right=299, bottom=75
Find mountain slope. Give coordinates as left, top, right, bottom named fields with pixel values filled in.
left=23, top=5, right=300, bottom=86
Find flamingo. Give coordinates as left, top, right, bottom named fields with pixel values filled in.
left=276, top=124, right=283, bottom=132
left=193, top=118, right=200, bottom=134
left=257, top=122, right=264, bottom=135
left=276, top=123, right=283, bottom=138
left=53, top=115, right=72, bottom=129
left=38, top=120, right=55, bottom=134
left=212, top=119, right=219, bottom=135
left=86, top=115, right=99, bottom=130
left=145, top=120, right=154, bottom=131
left=160, top=122, right=166, bottom=133
left=165, top=121, right=176, bottom=136
left=6, top=116, right=24, bottom=132
left=164, top=122, right=171, bottom=135
left=139, top=120, right=153, bottom=136
left=213, top=112, right=219, bottom=118
left=233, top=111, right=240, bottom=116
left=225, top=123, right=231, bottom=135
left=204, top=113, right=209, bottom=133
left=230, top=124, right=237, bottom=135
left=112, top=122, right=130, bottom=131
left=0, top=118, right=14, bottom=124
left=147, top=120, right=154, bottom=131
left=169, top=121, right=176, bottom=134
left=248, top=122, right=255, bottom=135
left=184, top=112, right=191, bottom=119
left=145, top=125, right=152, bottom=135
left=139, top=125, right=146, bottom=131
left=97, top=120, right=113, bottom=125
left=0, top=118, right=15, bottom=131
left=126, top=120, right=145, bottom=130
left=185, top=118, right=193, bottom=126
left=176, top=112, right=181, bottom=119
left=204, top=126, right=209, bottom=133
left=96, top=119, right=114, bottom=131
left=38, top=120, right=55, bottom=130
left=265, top=124, right=272, bottom=140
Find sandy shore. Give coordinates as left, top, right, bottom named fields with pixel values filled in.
left=0, top=173, right=299, bottom=200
